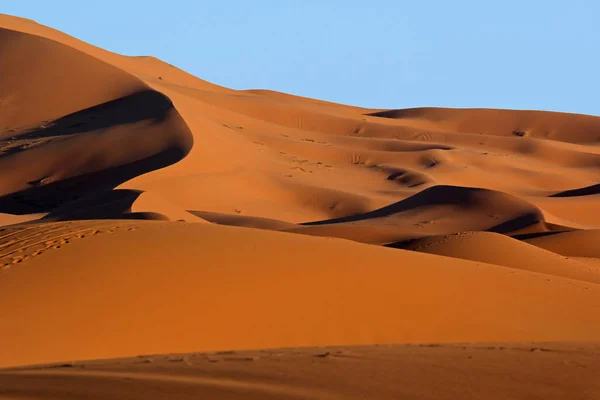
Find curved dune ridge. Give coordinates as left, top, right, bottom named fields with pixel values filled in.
left=1, top=14, right=600, bottom=397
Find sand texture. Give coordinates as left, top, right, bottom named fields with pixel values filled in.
left=0, top=14, right=599, bottom=399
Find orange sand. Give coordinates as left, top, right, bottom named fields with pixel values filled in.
left=0, top=13, right=599, bottom=399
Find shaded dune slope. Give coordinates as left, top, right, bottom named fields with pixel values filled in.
left=550, top=183, right=600, bottom=197
left=194, top=185, right=563, bottom=246
left=297, top=185, right=548, bottom=242
left=42, top=189, right=206, bottom=222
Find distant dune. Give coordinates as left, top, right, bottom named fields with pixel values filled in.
left=0, top=13, right=599, bottom=399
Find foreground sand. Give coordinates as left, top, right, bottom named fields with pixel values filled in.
left=2, top=343, right=599, bottom=400
left=1, top=13, right=599, bottom=398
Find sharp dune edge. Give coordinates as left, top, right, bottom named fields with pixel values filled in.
left=0, top=14, right=599, bottom=399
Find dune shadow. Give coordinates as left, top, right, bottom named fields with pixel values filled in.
left=2, top=90, right=172, bottom=146
left=383, top=239, right=417, bottom=250
left=0, top=147, right=187, bottom=214
left=487, top=212, right=543, bottom=234
left=41, top=189, right=164, bottom=221
left=301, top=186, right=498, bottom=226
left=0, top=89, right=192, bottom=214
left=550, top=184, right=600, bottom=198
left=510, top=231, right=572, bottom=241
left=365, top=108, right=431, bottom=120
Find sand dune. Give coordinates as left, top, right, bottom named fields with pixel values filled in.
left=2, top=343, right=598, bottom=400
left=1, top=221, right=599, bottom=369
left=1, top=13, right=599, bottom=398
left=370, top=107, right=600, bottom=143
left=396, top=231, right=600, bottom=283
left=192, top=185, right=565, bottom=246
left=43, top=189, right=207, bottom=222
left=0, top=27, right=193, bottom=213
left=523, top=230, right=600, bottom=258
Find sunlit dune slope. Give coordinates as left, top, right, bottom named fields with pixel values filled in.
left=1, top=221, right=599, bottom=368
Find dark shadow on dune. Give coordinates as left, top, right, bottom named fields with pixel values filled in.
left=487, top=212, right=543, bottom=234
left=510, top=230, right=573, bottom=241
left=301, top=186, right=481, bottom=226
left=383, top=239, right=417, bottom=250
left=0, top=89, right=193, bottom=214
left=43, top=189, right=142, bottom=218
left=0, top=147, right=187, bottom=214
left=41, top=189, right=171, bottom=221
left=301, top=186, right=522, bottom=226
left=550, top=184, right=600, bottom=198
left=366, top=108, right=434, bottom=120
left=299, top=185, right=549, bottom=249
left=2, top=90, right=173, bottom=146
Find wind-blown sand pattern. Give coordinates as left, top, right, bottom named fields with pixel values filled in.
left=0, top=14, right=599, bottom=399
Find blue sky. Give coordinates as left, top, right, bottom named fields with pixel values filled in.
left=3, top=1, right=599, bottom=115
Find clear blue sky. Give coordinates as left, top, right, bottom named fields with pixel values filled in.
left=3, top=1, right=599, bottom=115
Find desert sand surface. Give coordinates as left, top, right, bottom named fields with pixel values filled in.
left=2, top=343, right=599, bottom=400
left=1, top=13, right=599, bottom=398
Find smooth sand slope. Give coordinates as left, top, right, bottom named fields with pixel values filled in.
left=396, top=231, right=600, bottom=283
left=1, top=13, right=600, bottom=398
left=2, top=344, right=599, bottom=400
left=2, top=221, right=600, bottom=369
